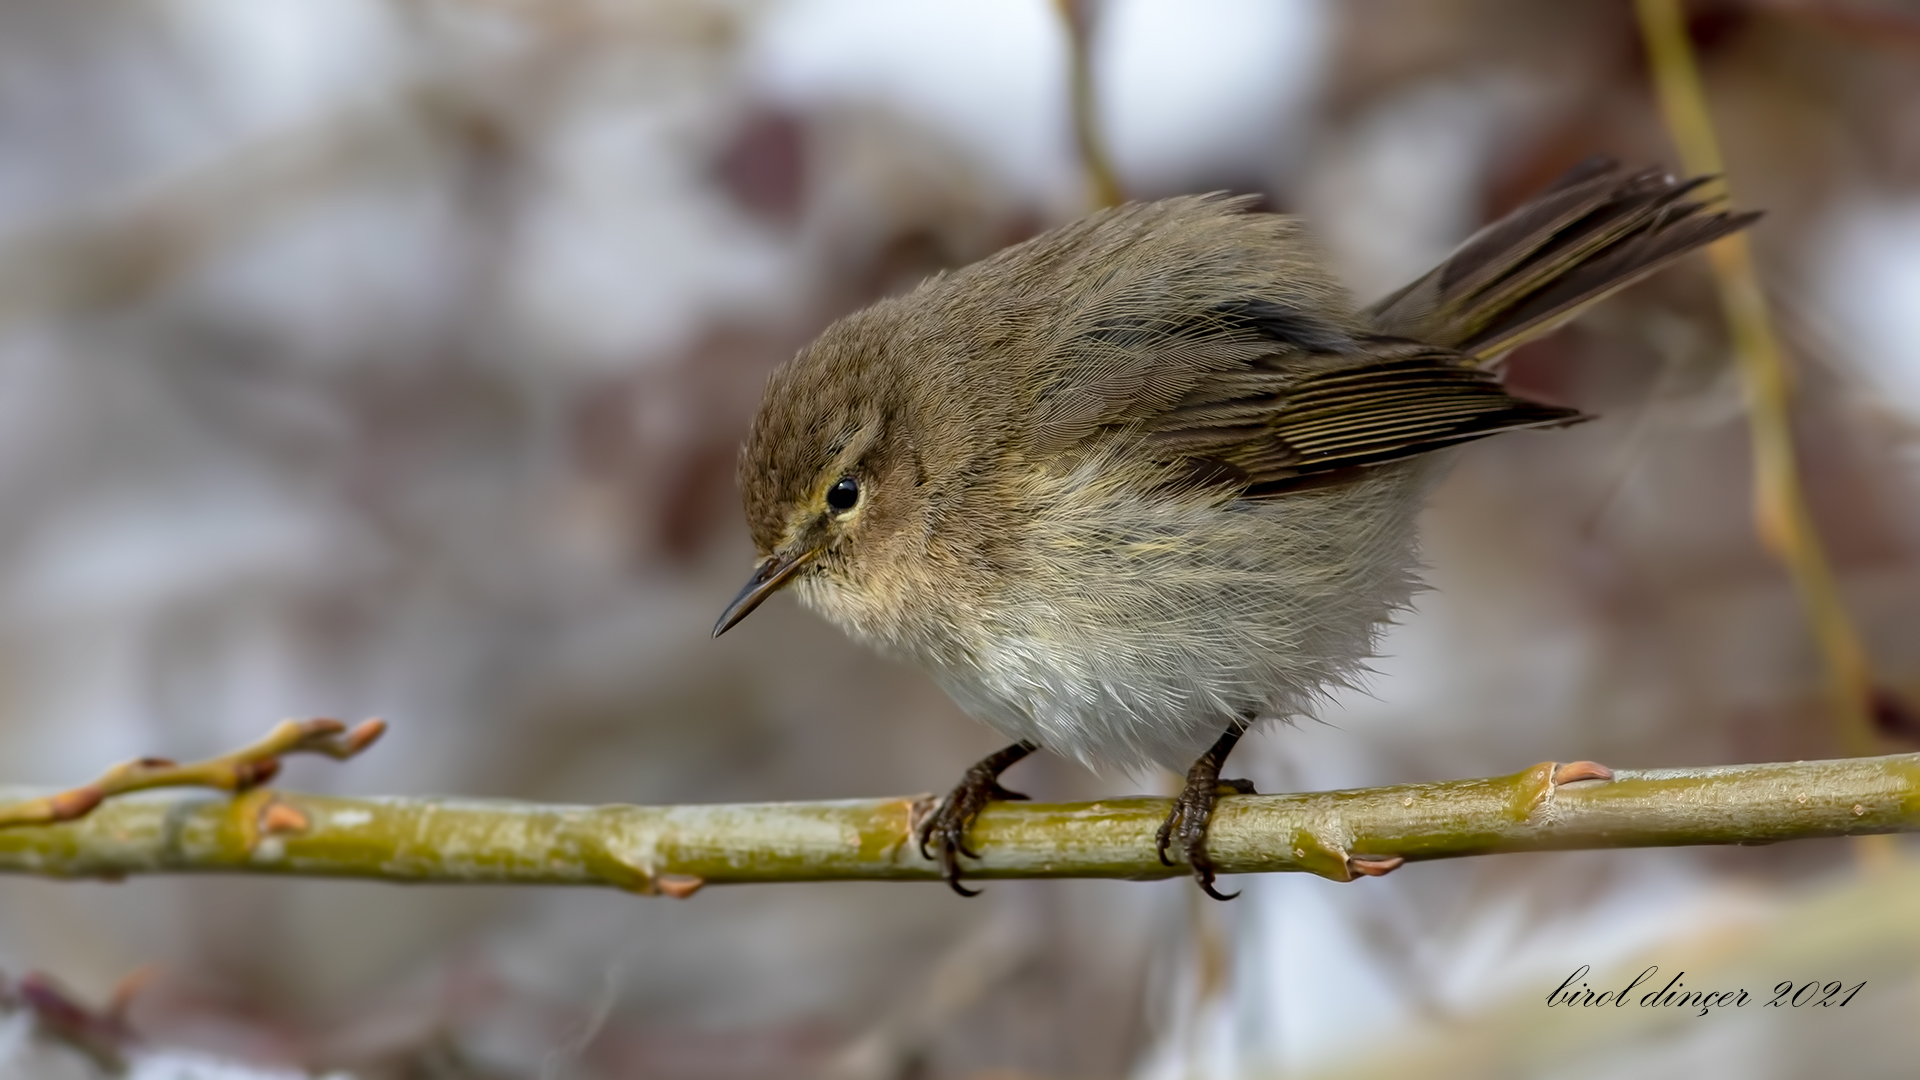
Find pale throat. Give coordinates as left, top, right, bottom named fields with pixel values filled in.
left=793, top=541, right=977, bottom=661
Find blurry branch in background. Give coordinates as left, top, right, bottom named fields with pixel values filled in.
left=0, top=106, right=418, bottom=325
left=0, top=65, right=554, bottom=329
left=0, top=719, right=384, bottom=830
left=1636, top=0, right=1880, bottom=758
left=0, top=969, right=146, bottom=1075
left=1312, top=858, right=1920, bottom=1080
left=1, top=749, right=1918, bottom=894
left=829, top=915, right=1037, bottom=1080
left=1054, top=0, right=1124, bottom=210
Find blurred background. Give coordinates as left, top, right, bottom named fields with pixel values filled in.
left=0, top=0, right=1918, bottom=1076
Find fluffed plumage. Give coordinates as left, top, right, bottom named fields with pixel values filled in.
left=731, top=159, right=1754, bottom=773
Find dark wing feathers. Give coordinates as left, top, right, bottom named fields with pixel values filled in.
left=1143, top=345, right=1587, bottom=496
left=1030, top=159, right=1750, bottom=500
left=1461, top=203, right=1754, bottom=358
left=1367, top=158, right=1757, bottom=360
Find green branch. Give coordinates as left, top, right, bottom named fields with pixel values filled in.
left=2, top=755, right=1916, bottom=896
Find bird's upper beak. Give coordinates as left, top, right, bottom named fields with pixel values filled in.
left=712, top=546, right=818, bottom=638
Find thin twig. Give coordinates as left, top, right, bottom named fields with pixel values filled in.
left=1635, top=0, right=1879, bottom=757
left=1, top=971, right=142, bottom=1075
left=0, top=719, right=386, bottom=830
left=1054, top=0, right=1125, bottom=210
left=0, top=755, right=1915, bottom=892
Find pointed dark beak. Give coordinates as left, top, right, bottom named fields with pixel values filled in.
left=712, top=549, right=816, bottom=638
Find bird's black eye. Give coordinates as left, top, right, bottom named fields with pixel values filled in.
left=826, top=476, right=860, bottom=513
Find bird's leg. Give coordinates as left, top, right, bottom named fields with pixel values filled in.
left=1156, top=718, right=1257, bottom=901
left=917, top=740, right=1040, bottom=896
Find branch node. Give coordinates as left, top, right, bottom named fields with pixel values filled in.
left=657, top=873, right=705, bottom=899
left=584, top=833, right=664, bottom=895
left=231, top=758, right=281, bottom=790
left=47, top=788, right=105, bottom=821
left=1347, top=854, right=1406, bottom=878
left=1288, top=830, right=1357, bottom=881
left=1552, top=760, right=1615, bottom=785
left=232, top=787, right=277, bottom=854
left=1510, top=763, right=1558, bottom=820
left=259, top=799, right=310, bottom=836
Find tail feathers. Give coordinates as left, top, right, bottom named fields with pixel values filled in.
left=1364, top=158, right=1759, bottom=362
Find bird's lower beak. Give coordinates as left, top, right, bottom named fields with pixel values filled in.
left=712, top=549, right=816, bottom=638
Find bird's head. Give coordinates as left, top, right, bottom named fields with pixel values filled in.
left=713, top=307, right=929, bottom=641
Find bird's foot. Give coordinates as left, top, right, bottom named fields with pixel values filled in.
left=916, top=742, right=1036, bottom=896
left=1156, top=775, right=1256, bottom=901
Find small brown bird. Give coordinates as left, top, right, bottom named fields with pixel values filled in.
left=714, top=158, right=1754, bottom=898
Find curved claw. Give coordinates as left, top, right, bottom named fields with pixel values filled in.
left=931, top=828, right=979, bottom=896
left=915, top=743, right=1039, bottom=895
left=913, top=806, right=939, bottom=862
left=1156, top=757, right=1254, bottom=901
left=1196, top=874, right=1240, bottom=902
left=917, top=806, right=966, bottom=890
